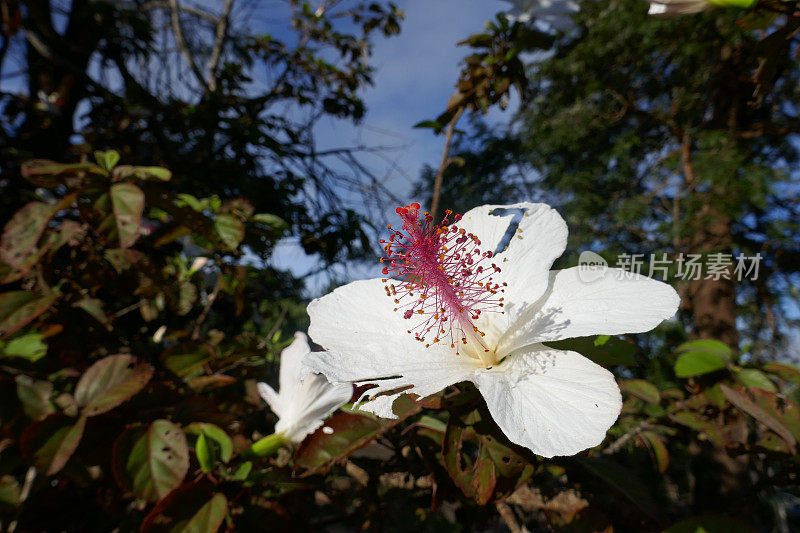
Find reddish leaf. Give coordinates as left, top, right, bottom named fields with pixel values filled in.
left=141, top=483, right=227, bottom=533
left=763, top=362, right=800, bottom=384
left=75, top=354, right=154, bottom=417
left=442, top=412, right=533, bottom=505
left=751, top=388, right=800, bottom=442
left=294, top=395, right=420, bottom=473
left=110, top=183, right=145, bottom=248
left=0, top=202, right=57, bottom=268
left=720, top=384, right=796, bottom=453
left=20, top=413, right=86, bottom=475
left=112, top=420, right=189, bottom=502
left=641, top=431, right=669, bottom=473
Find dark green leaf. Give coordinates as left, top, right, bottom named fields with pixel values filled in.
left=622, top=379, right=660, bottom=404
left=15, top=375, right=54, bottom=421
left=95, top=150, right=120, bottom=171
left=576, top=457, right=660, bottom=519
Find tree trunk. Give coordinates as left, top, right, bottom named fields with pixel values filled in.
left=686, top=204, right=739, bottom=348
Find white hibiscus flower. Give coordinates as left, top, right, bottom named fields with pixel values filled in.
left=304, top=203, right=679, bottom=458
left=501, top=0, right=580, bottom=32
left=646, top=0, right=755, bottom=16
left=257, top=332, right=352, bottom=444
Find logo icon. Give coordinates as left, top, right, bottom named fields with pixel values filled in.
left=578, top=251, right=608, bottom=283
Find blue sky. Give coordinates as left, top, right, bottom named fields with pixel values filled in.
left=270, top=0, right=519, bottom=291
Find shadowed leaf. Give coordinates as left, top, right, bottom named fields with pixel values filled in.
left=20, top=413, right=86, bottom=475
left=75, top=354, right=153, bottom=416
left=141, top=484, right=227, bottom=533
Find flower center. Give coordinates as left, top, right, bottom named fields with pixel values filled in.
left=380, top=203, right=505, bottom=365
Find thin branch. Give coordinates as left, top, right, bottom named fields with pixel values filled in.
left=168, top=0, right=208, bottom=92
left=603, top=420, right=654, bottom=455
left=495, top=501, right=525, bottom=533
left=430, top=106, right=465, bottom=222
left=141, top=1, right=218, bottom=22
left=206, top=0, right=235, bottom=92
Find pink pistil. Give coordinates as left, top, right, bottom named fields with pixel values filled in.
left=379, top=203, right=505, bottom=356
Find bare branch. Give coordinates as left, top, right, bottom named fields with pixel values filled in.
left=168, top=0, right=208, bottom=92
left=141, top=1, right=218, bottom=22
left=206, top=0, right=235, bottom=92
left=430, top=106, right=465, bottom=222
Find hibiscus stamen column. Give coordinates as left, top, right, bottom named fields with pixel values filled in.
left=379, top=203, right=505, bottom=366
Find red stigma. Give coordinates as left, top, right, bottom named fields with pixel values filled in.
left=379, top=203, right=504, bottom=354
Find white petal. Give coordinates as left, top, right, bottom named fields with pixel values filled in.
left=276, top=373, right=352, bottom=443
left=278, top=332, right=312, bottom=398
left=257, top=382, right=282, bottom=417
left=493, top=204, right=568, bottom=322
left=646, top=0, right=710, bottom=16
left=499, top=267, right=679, bottom=354
left=473, top=347, right=621, bottom=457
left=458, top=203, right=568, bottom=326
left=304, top=347, right=480, bottom=419
left=308, top=278, right=447, bottom=364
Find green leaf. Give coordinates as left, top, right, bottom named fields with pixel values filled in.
left=735, top=368, right=777, bottom=392
left=676, top=339, right=732, bottom=359
left=75, top=354, right=154, bottom=417
left=213, top=214, right=244, bottom=250
left=20, top=413, right=86, bottom=475
left=141, top=484, right=227, bottom=533
left=670, top=411, right=726, bottom=446
left=110, top=183, right=145, bottom=248
left=95, top=150, right=120, bottom=171
left=160, top=343, right=215, bottom=380
left=294, top=395, right=420, bottom=473
left=621, top=379, right=660, bottom=404
left=15, top=375, right=54, bottom=421
left=674, top=351, right=727, bottom=378
left=185, top=423, right=232, bottom=466
left=2, top=332, right=47, bottom=361
left=195, top=434, right=212, bottom=473
left=113, top=420, right=189, bottom=502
